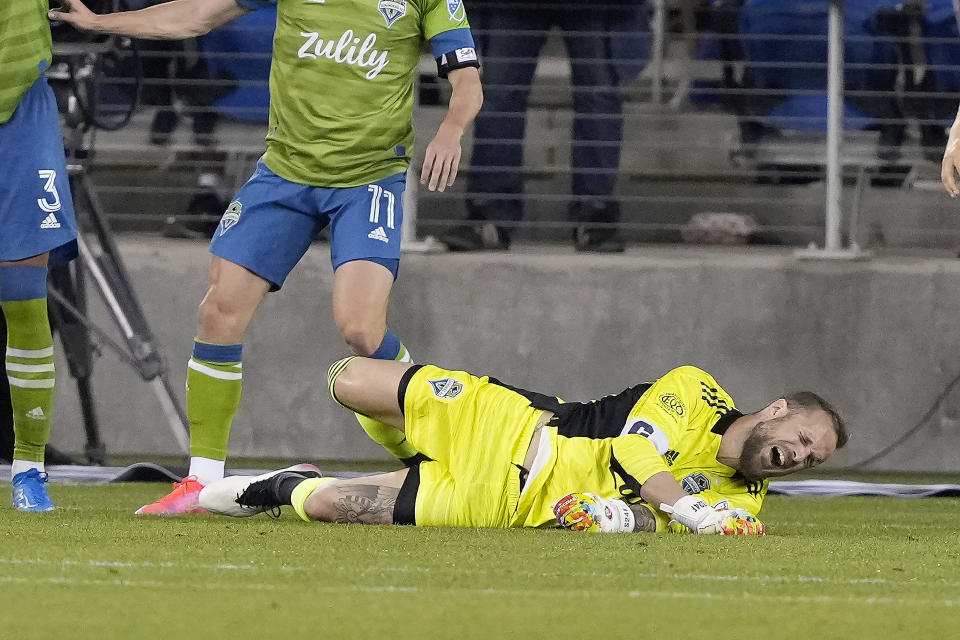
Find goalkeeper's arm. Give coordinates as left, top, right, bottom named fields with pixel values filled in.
left=552, top=493, right=659, bottom=533
left=553, top=472, right=764, bottom=535
left=641, top=471, right=764, bottom=535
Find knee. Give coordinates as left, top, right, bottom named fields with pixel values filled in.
left=197, top=291, right=249, bottom=340
left=328, top=356, right=360, bottom=407
left=337, top=319, right=385, bottom=357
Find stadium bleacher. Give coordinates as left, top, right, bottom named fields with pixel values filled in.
left=77, top=0, right=960, bottom=249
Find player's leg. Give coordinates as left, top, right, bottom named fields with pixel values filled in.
left=137, top=160, right=321, bottom=514
left=200, top=466, right=410, bottom=524
left=448, top=6, right=547, bottom=250
left=332, top=261, right=421, bottom=462
left=328, top=173, right=422, bottom=465
left=299, top=469, right=408, bottom=524
left=1, top=255, right=57, bottom=512
left=327, top=355, right=413, bottom=430
left=562, top=7, right=625, bottom=252
left=0, top=75, right=80, bottom=512
left=136, top=256, right=270, bottom=515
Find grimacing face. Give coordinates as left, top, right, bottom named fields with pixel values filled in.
left=738, top=408, right=839, bottom=481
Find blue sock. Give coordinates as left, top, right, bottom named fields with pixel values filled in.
left=370, top=330, right=411, bottom=362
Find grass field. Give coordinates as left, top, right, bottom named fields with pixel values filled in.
left=2, top=482, right=959, bottom=640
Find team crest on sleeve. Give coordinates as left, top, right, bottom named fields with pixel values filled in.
left=447, top=0, right=464, bottom=20
left=680, top=472, right=712, bottom=494
left=377, top=0, right=406, bottom=27
left=620, top=418, right=669, bottom=454
left=429, top=378, right=463, bottom=399
left=219, top=201, right=242, bottom=236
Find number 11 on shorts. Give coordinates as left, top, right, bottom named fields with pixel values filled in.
left=367, top=184, right=396, bottom=230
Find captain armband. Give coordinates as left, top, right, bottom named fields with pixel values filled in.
left=436, top=47, right=480, bottom=78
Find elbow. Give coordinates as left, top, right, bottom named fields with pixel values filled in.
left=185, top=20, right=215, bottom=38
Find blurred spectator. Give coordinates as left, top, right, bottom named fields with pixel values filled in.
left=443, top=0, right=649, bottom=253
left=703, top=0, right=906, bottom=160
left=123, top=0, right=228, bottom=146
left=123, top=0, right=236, bottom=238
left=873, top=0, right=957, bottom=161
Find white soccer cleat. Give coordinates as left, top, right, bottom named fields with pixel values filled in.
left=199, top=463, right=322, bottom=518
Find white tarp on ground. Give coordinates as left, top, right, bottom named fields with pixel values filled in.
left=767, top=479, right=960, bottom=498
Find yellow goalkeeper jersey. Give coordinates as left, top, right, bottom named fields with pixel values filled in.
left=502, top=366, right=769, bottom=530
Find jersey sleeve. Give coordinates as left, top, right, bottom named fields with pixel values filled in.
left=234, top=0, right=274, bottom=10
left=608, top=366, right=731, bottom=495
left=421, top=0, right=473, bottom=47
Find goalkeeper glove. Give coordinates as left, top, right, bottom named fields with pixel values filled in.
left=660, top=495, right=766, bottom=535
left=553, top=492, right=635, bottom=533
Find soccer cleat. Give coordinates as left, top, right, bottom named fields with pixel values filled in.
left=199, top=463, right=322, bottom=518
left=12, top=469, right=55, bottom=512
left=135, top=475, right=209, bottom=515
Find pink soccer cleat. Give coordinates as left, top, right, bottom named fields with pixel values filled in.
left=135, top=475, right=210, bottom=515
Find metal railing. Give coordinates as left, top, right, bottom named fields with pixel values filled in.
left=66, top=0, right=960, bottom=253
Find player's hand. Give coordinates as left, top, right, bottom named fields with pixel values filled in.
left=942, top=135, right=960, bottom=197
left=694, top=508, right=766, bottom=535
left=660, top=495, right=765, bottom=535
left=420, top=122, right=462, bottom=193
left=48, top=0, right=98, bottom=31
left=553, top=492, right=635, bottom=533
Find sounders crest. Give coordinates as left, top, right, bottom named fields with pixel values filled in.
left=219, top=201, right=242, bottom=236
left=428, top=378, right=463, bottom=399
left=377, top=0, right=406, bottom=27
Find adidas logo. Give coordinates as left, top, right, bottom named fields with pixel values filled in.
left=367, top=226, right=389, bottom=243
left=40, top=213, right=61, bottom=229
left=26, top=407, right=45, bottom=420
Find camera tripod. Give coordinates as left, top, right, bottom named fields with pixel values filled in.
left=46, top=79, right=190, bottom=463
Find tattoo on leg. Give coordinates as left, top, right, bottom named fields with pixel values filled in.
left=630, top=504, right=658, bottom=533
left=332, top=484, right=399, bottom=524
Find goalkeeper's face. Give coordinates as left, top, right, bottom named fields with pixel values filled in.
left=738, top=409, right=838, bottom=481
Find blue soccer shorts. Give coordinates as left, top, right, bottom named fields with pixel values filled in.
left=209, top=159, right=406, bottom=290
left=0, top=76, right=78, bottom=264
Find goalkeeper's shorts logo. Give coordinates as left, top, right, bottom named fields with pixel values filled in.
left=428, top=378, right=463, bottom=399
left=219, top=201, right=242, bottom=236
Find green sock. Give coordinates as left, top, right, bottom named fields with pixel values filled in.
left=3, top=299, right=56, bottom=463
left=356, top=413, right=418, bottom=460
left=291, top=477, right=335, bottom=522
left=186, top=340, right=242, bottom=460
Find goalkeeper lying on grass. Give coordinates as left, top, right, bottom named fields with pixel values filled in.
left=200, top=357, right=847, bottom=534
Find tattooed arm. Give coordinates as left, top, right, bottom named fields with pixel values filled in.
left=630, top=504, right=658, bottom=532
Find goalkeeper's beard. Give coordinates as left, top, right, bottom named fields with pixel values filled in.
left=738, top=421, right=776, bottom=482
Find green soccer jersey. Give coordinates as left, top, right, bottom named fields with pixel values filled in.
left=237, top=0, right=473, bottom=187
left=0, top=0, right=53, bottom=124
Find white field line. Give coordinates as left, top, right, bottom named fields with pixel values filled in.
left=0, top=556, right=955, bottom=589
left=0, top=574, right=956, bottom=608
